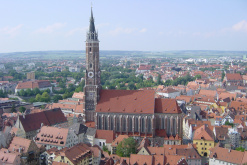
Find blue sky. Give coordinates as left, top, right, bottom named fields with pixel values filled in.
left=0, top=0, right=247, bottom=53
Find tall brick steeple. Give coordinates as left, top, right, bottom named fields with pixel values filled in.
left=83, top=7, right=101, bottom=122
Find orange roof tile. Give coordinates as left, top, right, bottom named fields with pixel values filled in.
left=95, top=130, right=115, bottom=143
left=36, top=126, right=69, bottom=147
left=96, top=90, right=155, bottom=114
left=226, top=73, right=243, bottom=81
left=209, top=145, right=247, bottom=164
left=155, top=98, right=182, bottom=114
left=111, top=135, right=129, bottom=147
left=193, top=125, right=214, bottom=141
left=8, top=137, right=32, bottom=153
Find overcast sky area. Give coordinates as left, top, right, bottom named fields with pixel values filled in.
left=0, top=0, right=247, bottom=53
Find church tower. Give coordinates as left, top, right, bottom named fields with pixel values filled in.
left=83, top=7, right=101, bottom=122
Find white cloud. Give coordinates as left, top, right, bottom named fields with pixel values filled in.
left=34, top=23, right=66, bottom=34
left=96, top=23, right=109, bottom=29
left=109, top=27, right=147, bottom=35
left=66, top=27, right=88, bottom=37
left=110, top=27, right=137, bottom=35
left=232, top=20, right=247, bottom=32
left=0, top=24, right=23, bottom=37
left=139, top=28, right=147, bottom=33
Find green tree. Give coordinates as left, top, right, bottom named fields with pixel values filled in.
left=102, top=144, right=108, bottom=152
left=236, top=147, right=245, bottom=152
left=128, top=82, right=136, bottom=90
left=225, top=120, right=234, bottom=127
left=116, top=137, right=137, bottom=157
left=19, top=106, right=26, bottom=113
left=29, top=97, right=37, bottom=103
left=194, top=74, right=202, bottom=80
left=11, top=104, right=16, bottom=113
left=18, top=89, right=26, bottom=96
left=0, top=89, right=7, bottom=98
left=33, top=88, right=41, bottom=95
left=25, top=88, right=33, bottom=96
left=164, top=79, right=172, bottom=86
left=156, top=74, right=162, bottom=85
left=36, top=94, right=42, bottom=102
left=53, top=94, right=63, bottom=103
left=40, top=92, right=50, bottom=102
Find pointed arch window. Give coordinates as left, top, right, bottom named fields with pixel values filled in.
left=105, top=116, right=108, bottom=130
left=98, top=116, right=102, bottom=129
left=135, top=117, right=139, bottom=132
left=148, top=117, right=152, bottom=133
left=129, top=118, right=132, bottom=132
left=123, top=117, right=126, bottom=132
left=141, top=117, right=145, bottom=133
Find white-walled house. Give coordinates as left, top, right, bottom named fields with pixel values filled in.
left=222, top=114, right=234, bottom=125
left=209, top=145, right=247, bottom=165
left=94, top=130, right=115, bottom=151
left=69, top=123, right=88, bottom=143
left=83, top=127, right=96, bottom=146
left=157, top=88, right=180, bottom=98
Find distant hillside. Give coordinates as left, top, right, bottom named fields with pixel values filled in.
left=0, top=50, right=246, bottom=59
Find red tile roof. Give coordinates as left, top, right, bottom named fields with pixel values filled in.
left=8, top=137, right=32, bottom=153
left=155, top=98, right=182, bottom=114
left=96, top=90, right=155, bottom=114
left=36, top=126, right=69, bottom=147
left=111, top=135, right=129, bottom=147
left=209, top=145, right=247, bottom=164
left=72, top=92, right=84, bottom=99
left=16, top=80, right=51, bottom=89
left=57, top=143, right=92, bottom=165
left=95, top=130, right=115, bottom=143
left=0, top=148, right=20, bottom=164
left=226, top=73, right=243, bottom=81
left=193, top=125, right=214, bottom=141
left=137, top=65, right=152, bottom=70
left=18, top=108, right=67, bottom=132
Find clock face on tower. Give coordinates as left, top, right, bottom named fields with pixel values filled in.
left=88, top=71, right=94, bottom=78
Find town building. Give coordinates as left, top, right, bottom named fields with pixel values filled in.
left=224, top=73, right=243, bottom=86
left=193, top=125, right=215, bottom=157
left=69, top=65, right=81, bottom=73
left=81, top=8, right=183, bottom=144
left=14, top=108, right=68, bottom=139
left=83, top=8, right=101, bottom=122
left=209, top=145, right=247, bottom=165
left=15, top=80, right=52, bottom=94
left=8, top=136, right=40, bottom=165
left=35, top=125, right=78, bottom=150
left=95, top=90, right=183, bottom=138
left=0, top=148, right=21, bottom=165
left=52, top=143, right=101, bottom=165
left=26, top=71, right=35, bottom=80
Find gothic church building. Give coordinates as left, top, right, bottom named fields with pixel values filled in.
left=83, top=8, right=183, bottom=138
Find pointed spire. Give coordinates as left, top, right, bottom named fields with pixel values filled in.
left=89, top=7, right=96, bottom=33
left=87, top=6, right=98, bottom=41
